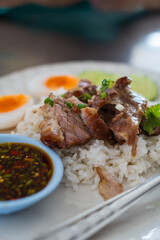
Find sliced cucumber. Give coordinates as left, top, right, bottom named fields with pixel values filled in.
left=79, top=71, right=119, bottom=85
left=130, top=75, right=158, bottom=101
left=79, top=71, right=158, bottom=101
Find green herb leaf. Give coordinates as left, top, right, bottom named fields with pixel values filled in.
left=101, top=92, right=107, bottom=99
left=100, top=79, right=114, bottom=99
left=83, top=93, right=91, bottom=100
left=65, top=102, right=73, bottom=108
left=44, top=97, right=54, bottom=107
left=102, top=79, right=107, bottom=85
left=143, top=104, right=160, bottom=135
left=100, top=85, right=107, bottom=92
left=61, top=94, right=66, bottom=98
left=78, top=93, right=91, bottom=102
left=100, top=79, right=114, bottom=93
left=25, top=179, right=33, bottom=187
left=77, top=104, right=86, bottom=109
left=148, top=104, right=160, bottom=117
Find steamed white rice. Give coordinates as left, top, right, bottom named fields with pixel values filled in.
left=15, top=105, right=160, bottom=191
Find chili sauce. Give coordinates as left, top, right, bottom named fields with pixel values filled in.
left=0, top=143, right=53, bottom=201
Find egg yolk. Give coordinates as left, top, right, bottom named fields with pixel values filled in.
left=0, top=94, right=30, bottom=113
left=45, top=75, right=79, bottom=90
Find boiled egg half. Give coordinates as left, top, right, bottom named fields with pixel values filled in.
left=0, top=94, right=33, bottom=130
left=28, top=75, right=79, bottom=98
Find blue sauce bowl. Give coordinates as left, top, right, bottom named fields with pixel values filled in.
left=0, top=134, right=63, bottom=214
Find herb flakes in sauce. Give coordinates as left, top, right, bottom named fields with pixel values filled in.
left=0, top=143, right=53, bottom=201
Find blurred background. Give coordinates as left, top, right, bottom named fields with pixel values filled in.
left=0, top=0, right=160, bottom=76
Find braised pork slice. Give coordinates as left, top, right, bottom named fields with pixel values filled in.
left=40, top=93, right=112, bottom=148
left=40, top=77, right=147, bottom=154
left=40, top=94, right=91, bottom=148
left=91, top=77, right=147, bottom=155
left=81, top=107, right=111, bottom=140
left=78, top=79, right=97, bottom=95
left=96, top=167, right=123, bottom=200
left=65, top=79, right=97, bottom=103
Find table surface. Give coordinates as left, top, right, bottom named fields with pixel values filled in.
left=0, top=11, right=160, bottom=77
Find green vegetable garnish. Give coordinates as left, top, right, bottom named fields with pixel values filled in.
left=100, top=79, right=114, bottom=92
left=101, top=92, right=107, bottom=99
left=78, top=93, right=91, bottom=102
left=143, top=104, right=160, bottom=135
left=99, top=79, right=113, bottom=99
left=77, top=104, right=86, bottom=109
left=65, top=102, right=73, bottom=108
left=44, top=97, right=54, bottom=107
left=83, top=93, right=91, bottom=100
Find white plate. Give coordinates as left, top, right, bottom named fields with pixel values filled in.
left=0, top=61, right=160, bottom=240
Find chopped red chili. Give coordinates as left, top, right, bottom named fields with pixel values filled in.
left=0, top=143, right=54, bottom=201
left=10, top=150, right=21, bottom=156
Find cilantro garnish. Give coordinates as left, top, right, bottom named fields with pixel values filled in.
left=65, top=102, right=73, bottom=108
left=44, top=97, right=54, bottom=107
left=143, top=104, right=160, bottom=135
left=61, top=94, right=66, bottom=98
left=77, top=103, right=86, bottom=109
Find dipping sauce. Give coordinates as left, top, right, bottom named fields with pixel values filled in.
left=0, top=143, right=53, bottom=201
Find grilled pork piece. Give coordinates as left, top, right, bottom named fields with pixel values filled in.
left=40, top=77, right=147, bottom=155
left=40, top=94, right=91, bottom=148
left=65, top=79, right=97, bottom=103
left=40, top=93, right=111, bottom=148
left=78, top=79, right=97, bottom=95
left=81, top=107, right=111, bottom=140
left=90, top=77, right=147, bottom=155
left=96, top=167, right=123, bottom=200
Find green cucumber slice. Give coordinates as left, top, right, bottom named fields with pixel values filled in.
left=79, top=71, right=158, bottom=101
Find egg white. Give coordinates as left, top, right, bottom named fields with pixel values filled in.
left=0, top=96, right=33, bottom=130
left=28, top=73, right=73, bottom=98
left=28, top=76, right=51, bottom=98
